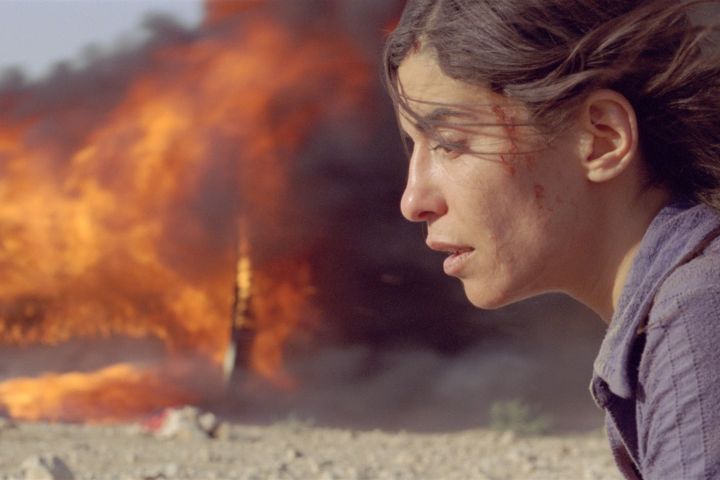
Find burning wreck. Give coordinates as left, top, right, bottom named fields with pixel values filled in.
left=0, top=0, right=423, bottom=424
left=0, top=0, right=602, bottom=431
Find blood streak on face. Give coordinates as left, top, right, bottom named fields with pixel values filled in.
left=492, top=105, right=519, bottom=176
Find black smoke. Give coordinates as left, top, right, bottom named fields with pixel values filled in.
left=0, top=1, right=606, bottom=432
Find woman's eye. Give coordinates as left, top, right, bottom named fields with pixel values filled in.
left=430, top=144, right=452, bottom=153
left=430, top=140, right=466, bottom=157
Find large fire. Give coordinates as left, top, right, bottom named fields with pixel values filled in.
left=0, top=1, right=371, bottom=423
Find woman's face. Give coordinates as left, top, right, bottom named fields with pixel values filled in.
left=397, top=51, right=587, bottom=308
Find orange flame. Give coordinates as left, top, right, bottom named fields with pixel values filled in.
left=0, top=5, right=370, bottom=422
left=0, top=363, right=203, bottom=423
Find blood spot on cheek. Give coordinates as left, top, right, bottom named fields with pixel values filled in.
left=523, top=154, right=536, bottom=171
left=533, top=184, right=554, bottom=212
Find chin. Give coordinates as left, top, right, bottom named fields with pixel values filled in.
left=462, top=279, right=537, bottom=310
left=462, top=283, right=514, bottom=310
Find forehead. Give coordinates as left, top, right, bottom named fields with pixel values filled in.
left=396, top=51, right=504, bottom=132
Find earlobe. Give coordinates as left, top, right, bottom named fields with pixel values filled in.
left=586, top=160, right=628, bottom=183
left=580, top=90, right=638, bottom=183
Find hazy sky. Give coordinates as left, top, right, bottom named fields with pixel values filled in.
left=0, top=0, right=204, bottom=79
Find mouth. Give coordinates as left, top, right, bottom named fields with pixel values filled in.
left=426, top=240, right=475, bottom=277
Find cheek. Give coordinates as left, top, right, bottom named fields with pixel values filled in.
left=517, top=150, right=570, bottom=214
left=528, top=180, right=574, bottom=223
left=533, top=183, right=553, bottom=212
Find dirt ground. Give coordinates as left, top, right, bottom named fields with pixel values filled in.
left=0, top=414, right=622, bottom=480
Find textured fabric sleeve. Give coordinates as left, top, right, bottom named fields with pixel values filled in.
left=637, top=256, right=720, bottom=479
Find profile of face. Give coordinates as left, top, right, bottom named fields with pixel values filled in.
left=397, top=50, right=591, bottom=309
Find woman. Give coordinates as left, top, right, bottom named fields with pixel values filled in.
left=384, top=0, right=720, bottom=478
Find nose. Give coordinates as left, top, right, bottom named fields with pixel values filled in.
left=400, top=148, right=447, bottom=223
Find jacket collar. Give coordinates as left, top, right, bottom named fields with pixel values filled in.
left=593, top=201, right=720, bottom=399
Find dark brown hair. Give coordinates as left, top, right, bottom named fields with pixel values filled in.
left=384, top=0, right=720, bottom=208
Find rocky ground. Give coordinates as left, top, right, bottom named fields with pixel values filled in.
left=0, top=409, right=622, bottom=480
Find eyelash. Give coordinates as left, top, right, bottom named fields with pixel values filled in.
left=401, top=134, right=466, bottom=159
left=430, top=140, right=466, bottom=157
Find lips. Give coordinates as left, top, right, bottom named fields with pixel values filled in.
left=426, top=240, right=475, bottom=277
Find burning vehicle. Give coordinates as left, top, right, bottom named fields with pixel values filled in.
left=0, top=0, right=425, bottom=424
left=0, top=0, right=602, bottom=432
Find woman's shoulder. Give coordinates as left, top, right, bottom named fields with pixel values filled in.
left=637, top=233, right=720, bottom=480
left=649, top=232, right=720, bottom=329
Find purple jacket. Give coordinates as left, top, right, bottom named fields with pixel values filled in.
left=590, top=201, right=720, bottom=479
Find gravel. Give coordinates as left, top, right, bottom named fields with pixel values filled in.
left=0, top=418, right=622, bottom=480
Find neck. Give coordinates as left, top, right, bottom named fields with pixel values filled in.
left=570, top=186, right=670, bottom=324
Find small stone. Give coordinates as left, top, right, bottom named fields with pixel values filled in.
left=163, top=464, right=178, bottom=477
left=20, top=455, right=74, bottom=480
left=154, top=406, right=216, bottom=439
left=197, top=412, right=221, bottom=436
left=285, top=448, right=303, bottom=462
left=583, top=468, right=604, bottom=480
left=140, top=470, right=165, bottom=480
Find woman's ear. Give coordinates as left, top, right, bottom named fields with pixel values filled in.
left=578, top=90, right=639, bottom=183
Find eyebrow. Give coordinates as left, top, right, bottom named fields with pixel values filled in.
left=399, top=104, right=497, bottom=137
left=401, top=107, right=479, bottom=138
left=423, top=107, right=476, bottom=123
